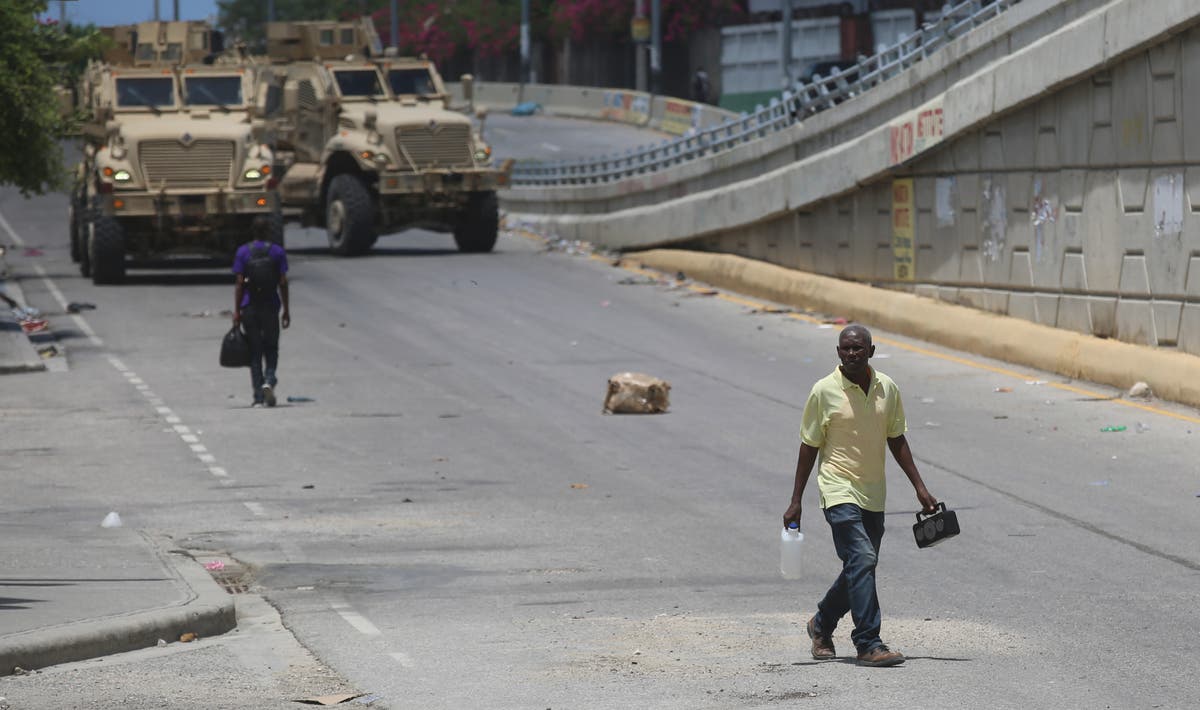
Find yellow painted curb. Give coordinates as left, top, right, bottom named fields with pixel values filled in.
left=628, top=250, right=1200, bottom=411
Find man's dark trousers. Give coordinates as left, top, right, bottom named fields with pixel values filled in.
left=813, top=503, right=886, bottom=653
left=241, top=303, right=279, bottom=402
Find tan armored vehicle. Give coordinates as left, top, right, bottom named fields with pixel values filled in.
left=70, top=21, right=279, bottom=284
left=263, top=20, right=509, bottom=255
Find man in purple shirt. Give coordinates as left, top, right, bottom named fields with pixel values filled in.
left=231, top=217, right=290, bottom=407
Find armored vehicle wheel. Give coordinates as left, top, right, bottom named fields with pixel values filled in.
left=89, top=216, right=126, bottom=285
left=453, top=192, right=499, bottom=254
left=325, top=174, right=375, bottom=256
left=68, top=203, right=83, bottom=263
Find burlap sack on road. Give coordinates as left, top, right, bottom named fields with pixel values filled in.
left=603, top=372, right=671, bottom=414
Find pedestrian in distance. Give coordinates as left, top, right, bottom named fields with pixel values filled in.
left=691, top=67, right=711, bottom=105
left=783, top=324, right=938, bottom=667
left=232, top=216, right=289, bottom=407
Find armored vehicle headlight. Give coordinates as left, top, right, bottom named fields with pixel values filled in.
left=474, top=149, right=490, bottom=162
left=243, top=168, right=263, bottom=180
left=113, top=170, right=132, bottom=182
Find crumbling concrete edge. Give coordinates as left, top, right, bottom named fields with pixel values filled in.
left=0, top=532, right=236, bottom=677
left=628, top=249, right=1200, bottom=410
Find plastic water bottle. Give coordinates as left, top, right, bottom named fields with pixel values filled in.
left=780, top=523, right=804, bottom=579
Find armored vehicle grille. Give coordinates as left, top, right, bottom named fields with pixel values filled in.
left=140, top=140, right=235, bottom=188
left=394, top=124, right=473, bottom=170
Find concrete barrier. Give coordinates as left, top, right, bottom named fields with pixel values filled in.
left=628, top=249, right=1200, bottom=410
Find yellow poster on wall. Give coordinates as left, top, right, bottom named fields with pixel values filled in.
left=891, top=178, right=915, bottom=281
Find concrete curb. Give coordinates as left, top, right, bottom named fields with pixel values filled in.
left=0, top=532, right=236, bottom=676
left=627, top=250, right=1200, bottom=410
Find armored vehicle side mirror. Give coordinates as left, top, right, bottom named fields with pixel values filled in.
left=475, top=106, right=488, bottom=120
left=283, top=84, right=299, bottom=113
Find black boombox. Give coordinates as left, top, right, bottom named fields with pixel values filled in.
left=912, top=502, right=960, bottom=548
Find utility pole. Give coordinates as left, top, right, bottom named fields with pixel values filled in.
left=634, top=0, right=648, bottom=92
left=650, top=0, right=661, bottom=95
left=267, top=0, right=275, bottom=23
left=390, top=0, right=399, bottom=51
left=153, top=0, right=160, bottom=22
left=173, top=0, right=179, bottom=21
left=781, top=0, right=794, bottom=88
left=519, top=0, right=530, bottom=101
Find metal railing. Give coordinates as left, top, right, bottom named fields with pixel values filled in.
left=511, top=0, right=1018, bottom=188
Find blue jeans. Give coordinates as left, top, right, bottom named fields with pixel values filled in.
left=241, top=305, right=279, bottom=401
left=813, top=503, right=886, bottom=654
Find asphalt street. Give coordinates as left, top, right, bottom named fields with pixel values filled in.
left=1, top=115, right=1199, bottom=708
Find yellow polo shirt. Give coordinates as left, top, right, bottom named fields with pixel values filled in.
left=800, top=367, right=907, bottom=512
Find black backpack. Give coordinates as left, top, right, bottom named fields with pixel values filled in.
left=244, top=242, right=279, bottom=302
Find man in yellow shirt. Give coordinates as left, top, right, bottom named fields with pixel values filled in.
left=783, top=325, right=938, bottom=667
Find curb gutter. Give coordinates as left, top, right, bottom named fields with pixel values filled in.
left=0, top=533, right=237, bottom=677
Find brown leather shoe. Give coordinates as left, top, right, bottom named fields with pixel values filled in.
left=856, top=645, right=905, bottom=667
left=807, top=616, right=835, bottom=660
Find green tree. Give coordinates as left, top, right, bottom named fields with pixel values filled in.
left=0, top=1, right=75, bottom=195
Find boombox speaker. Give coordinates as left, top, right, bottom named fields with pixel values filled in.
left=912, top=502, right=959, bottom=548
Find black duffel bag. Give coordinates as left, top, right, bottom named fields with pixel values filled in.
left=219, top=325, right=250, bottom=368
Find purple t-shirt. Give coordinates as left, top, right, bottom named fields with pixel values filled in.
left=232, top=240, right=288, bottom=310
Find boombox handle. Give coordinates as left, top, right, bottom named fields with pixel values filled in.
left=914, top=501, right=948, bottom=522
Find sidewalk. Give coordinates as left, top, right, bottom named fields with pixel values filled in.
left=0, top=527, right=235, bottom=677
left=0, top=260, right=44, bottom=375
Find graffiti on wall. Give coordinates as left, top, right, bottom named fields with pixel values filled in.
left=890, top=101, right=944, bottom=166
left=601, top=91, right=651, bottom=125
left=1153, top=173, right=1184, bottom=239
left=1030, top=177, right=1058, bottom=263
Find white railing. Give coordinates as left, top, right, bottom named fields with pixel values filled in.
left=511, top=0, right=1017, bottom=187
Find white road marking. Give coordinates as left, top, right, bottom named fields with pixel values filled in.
left=107, top=357, right=128, bottom=371
left=209, top=466, right=228, bottom=477
left=181, top=434, right=199, bottom=444
left=165, top=415, right=182, bottom=424
left=243, top=501, right=266, bottom=516
left=32, top=265, right=104, bottom=347
left=331, top=603, right=383, bottom=636
left=173, top=425, right=191, bottom=434
left=197, top=453, right=216, bottom=464
left=540, top=141, right=562, bottom=152
left=189, top=443, right=207, bottom=453
left=156, top=406, right=173, bottom=415
left=389, top=652, right=414, bottom=668
left=0, top=210, right=25, bottom=246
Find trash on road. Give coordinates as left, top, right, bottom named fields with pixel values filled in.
left=37, top=344, right=61, bottom=359
left=179, top=632, right=197, bottom=643
left=993, top=387, right=1013, bottom=393
left=1025, top=380, right=1047, bottom=385
left=100, top=511, right=122, bottom=528
left=1136, top=421, right=1151, bottom=434
left=617, top=276, right=658, bottom=286
left=511, top=101, right=542, bottom=116
left=66, top=301, right=96, bottom=313
left=1100, top=425, right=1127, bottom=432
left=823, top=317, right=849, bottom=325
left=203, top=561, right=225, bottom=572
left=919, top=397, right=936, bottom=404
left=19, top=318, right=48, bottom=334
left=296, top=692, right=365, bottom=705
left=287, top=396, right=315, bottom=403
left=570, top=483, right=589, bottom=489
left=746, top=305, right=793, bottom=315
left=1127, top=381, right=1153, bottom=399
left=302, top=484, right=315, bottom=489
left=603, top=372, right=671, bottom=414
left=23, top=248, right=43, bottom=257
left=686, top=288, right=719, bottom=297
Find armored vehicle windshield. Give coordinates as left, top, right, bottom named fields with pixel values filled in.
left=386, top=68, right=436, bottom=97
left=183, top=75, right=243, bottom=107
left=333, top=69, right=386, bottom=99
left=116, top=77, right=177, bottom=108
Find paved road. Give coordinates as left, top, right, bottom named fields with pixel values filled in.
left=2, top=116, right=1200, bottom=708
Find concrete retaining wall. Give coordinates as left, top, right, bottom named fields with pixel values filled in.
left=505, top=0, right=1200, bottom=357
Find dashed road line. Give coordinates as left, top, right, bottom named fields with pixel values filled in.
left=243, top=501, right=266, bottom=516
left=331, top=602, right=383, bottom=636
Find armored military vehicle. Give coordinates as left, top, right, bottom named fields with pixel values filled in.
left=263, top=20, right=509, bottom=255
left=70, top=21, right=279, bottom=284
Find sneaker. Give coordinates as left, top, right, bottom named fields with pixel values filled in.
left=856, top=645, right=905, bottom=667
left=250, top=401, right=263, bottom=408
left=262, top=384, right=276, bottom=407
left=807, top=616, right=835, bottom=660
